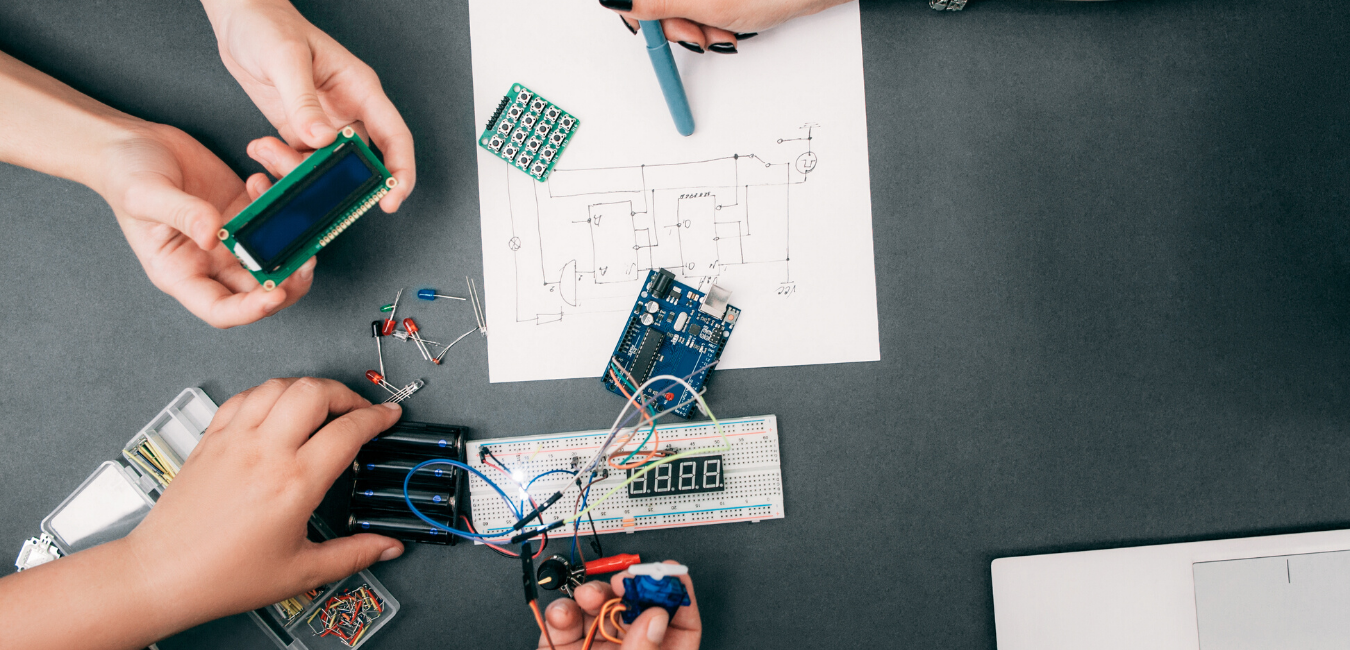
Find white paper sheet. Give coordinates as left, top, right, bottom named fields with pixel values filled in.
left=469, top=0, right=879, bottom=383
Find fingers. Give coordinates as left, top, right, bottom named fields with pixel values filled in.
left=276, top=257, right=317, bottom=305
left=543, top=598, right=586, bottom=647
left=699, top=24, right=739, bottom=53
left=162, top=273, right=288, bottom=328
left=247, top=137, right=308, bottom=179
left=267, top=43, right=338, bottom=150
left=660, top=18, right=708, bottom=53
left=574, top=580, right=617, bottom=616
left=605, top=0, right=777, bottom=37
left=620, top=608, right=669, bottom=650
left=619, top=14, right=639, bottom=35
left=358, top=88, right=415, bottom=213
left=245, top=173, right=272, bottom=201
left=298, top=402, right=402, bottom=487
left=257, top=377, right=374, bottom=450
left=604, top=0, right=708, bottom=24
left=612, top=10, right=736, bottom=55
left=122, top=172, right=226, bottom=251
left=302, top=534, right=403, bottom=588
left=202, top=386, right=257, bottom=439
left=223, top=378, right=300, bottom=435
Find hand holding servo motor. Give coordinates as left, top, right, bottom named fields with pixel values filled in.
left=0, top=378, right=405, bottom=650
left=541, top=561, right=702, bottom=650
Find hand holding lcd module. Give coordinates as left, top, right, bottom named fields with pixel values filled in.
left=220, top=126, right=396, bottom=290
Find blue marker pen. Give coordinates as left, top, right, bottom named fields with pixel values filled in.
left=639, top=20, right=695, bottom=136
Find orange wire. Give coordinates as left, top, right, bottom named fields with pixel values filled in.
left=600, top=601, right=628, bottom=644
left=581, top=612, right=604, bottom=650
left=531, top=599, right=557, bottom=650
left=582, top=598, right=625, bottom=650
left=605, top=366, right=662, bottom=470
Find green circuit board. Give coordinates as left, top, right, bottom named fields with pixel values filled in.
left=217, top=127, right=394, bottom=290
left=478, top=83, right=579, bottom=182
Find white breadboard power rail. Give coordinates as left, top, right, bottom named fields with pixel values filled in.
left=467, top=415, right=784, bottom=539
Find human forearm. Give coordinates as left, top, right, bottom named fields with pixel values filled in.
left=0, top=46, right=318, bottom=327
left=0, top=538, right=186, bottom=650
left=0, top=51, right=143, bottom=196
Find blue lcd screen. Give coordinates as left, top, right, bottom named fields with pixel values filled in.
left=238, top=150, right=375, bottom=267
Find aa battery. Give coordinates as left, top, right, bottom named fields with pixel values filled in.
left=348, top=512, right=453, bottom=545
left=367, top=422, right=465, bottom=458
left=351, top=480, right=453, bottom=514
left=352, top=455, right=460, bottom=486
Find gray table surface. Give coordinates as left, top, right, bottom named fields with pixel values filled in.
left=2, top=0, right=1348, bottom=648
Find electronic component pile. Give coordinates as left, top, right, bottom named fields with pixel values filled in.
left=361, top=278, right=487, bottom=404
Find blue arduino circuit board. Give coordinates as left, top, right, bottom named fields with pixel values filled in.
left=602, top=269, right=740, bottom=418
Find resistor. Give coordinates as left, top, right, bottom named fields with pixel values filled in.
left=432, top=326, right=479, bottom=365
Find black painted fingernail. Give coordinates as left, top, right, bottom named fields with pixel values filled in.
left=677, top=41, right=705, bottom=54
left=734, top=32, right=758, bottom=40
left=599, top=0, right=633, bottom=10
left=620, top=15, right=638, bottom=34
left=708, top=42, right=738, bottom=54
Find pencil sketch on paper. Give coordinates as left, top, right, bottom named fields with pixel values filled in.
left=501, top=124, right=819, bottom=326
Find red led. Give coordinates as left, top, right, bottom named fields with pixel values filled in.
left=402, top=317, right=419, bottom=333
left=664, top=392, right=674, bottom=401
left=381, top=318, right=396, bottom=336
left=365, top=370, right=385, bottom=384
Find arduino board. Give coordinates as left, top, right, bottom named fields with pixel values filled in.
left=478, top=83, right=579, bottom=182
left=218, top=126, right=395, bottom=290
left=603, top=269, right=739, bottom=418
left=466, top=416, right=784, bottom=539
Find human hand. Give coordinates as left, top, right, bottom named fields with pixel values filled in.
left=540, top=561, right=702, bottom=650
left=96, top=121, right=316, bottom=328
left=124, top=378, right=405, bottom=625
left=601, top=0, right=850, bottom=53
left=202, top=0, right=415, bottom=212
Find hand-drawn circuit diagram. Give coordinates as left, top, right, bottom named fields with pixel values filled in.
left=502, top=124, right=819, bottom=325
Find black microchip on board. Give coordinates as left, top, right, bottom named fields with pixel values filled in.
left=688, top=323, right=702, bottom=338
left=631, top=328, right=666, bottom=385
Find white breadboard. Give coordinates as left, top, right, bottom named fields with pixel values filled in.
left=466, top=415, right=784, bottom=539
